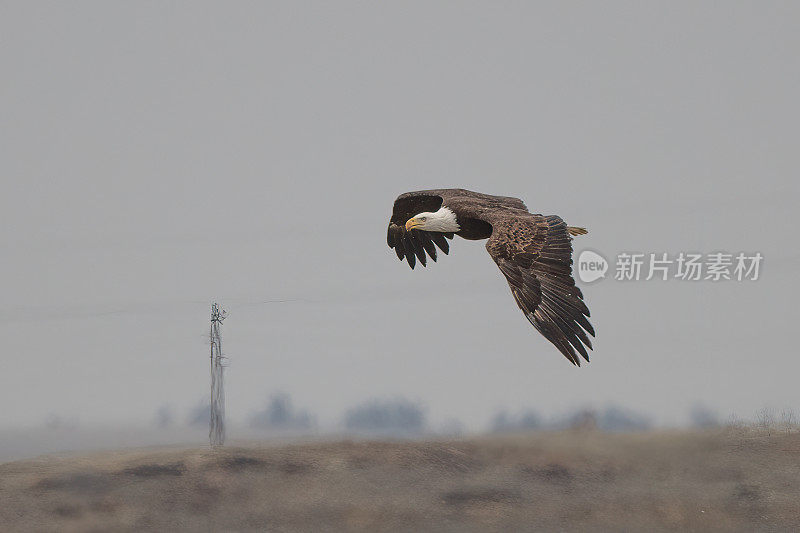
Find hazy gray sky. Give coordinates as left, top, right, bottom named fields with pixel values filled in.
left=1, top=2, right=797, bottom=431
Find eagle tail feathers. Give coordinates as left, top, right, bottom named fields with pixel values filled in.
left=567, top=226, right=588, bottom=236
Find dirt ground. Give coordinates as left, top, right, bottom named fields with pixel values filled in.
left=2, top=429, right=799, bottom=532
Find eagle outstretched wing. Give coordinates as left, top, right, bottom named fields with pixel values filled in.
left=386, top=192, right=452, bottom=269
left=486, top=214, right=594, bottom=365
left=386, top=189, right=528, bottom=269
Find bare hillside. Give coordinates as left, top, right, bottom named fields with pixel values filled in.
left=2, top=429, right=799, bottom=532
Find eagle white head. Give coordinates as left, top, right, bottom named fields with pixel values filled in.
left=405, top=206, right=460, bottom=233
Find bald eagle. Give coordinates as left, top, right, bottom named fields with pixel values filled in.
left=387, top=189, right=594, bottom=366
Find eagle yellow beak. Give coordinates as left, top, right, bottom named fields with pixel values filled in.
left=405, top=218, right=422, bottom=231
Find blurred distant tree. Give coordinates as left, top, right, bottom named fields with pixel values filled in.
left=565, top=409, right=598, bottom=430
left=598, top=407, right=651, bottom=431
left=725, top=413, right=746, bottom=429
left=344, top=398, right=425, bottom=435
left=756, top=407, right=776, bottom=434
left=491, top=411, right=511, bottom=432
left=559, top=406, right=650, bottom=432
left=249, top=393, right=314, bottom=430
left=44, top=414, right=78, bottom=430
left=154, top=405, right=174, bottom=429
left=780, top=408, right=798, bottom=430
left=438, top=418, right=465, bottom=437
left=187, top=401, right=211, bottom=427
left=689, top=404, right=719, bottom=428
left=490, top=409, right=542, bottom=433
left=44, top=414, right=62, bottom=430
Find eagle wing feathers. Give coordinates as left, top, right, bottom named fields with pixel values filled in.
left=386, top=191, right=452, bottom=269
left=486, top=215, right=594, bottom=365
left=387, top=189, right=525, bottom=269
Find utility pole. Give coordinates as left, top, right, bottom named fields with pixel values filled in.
left=209, top=303, right=227, bottom=446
